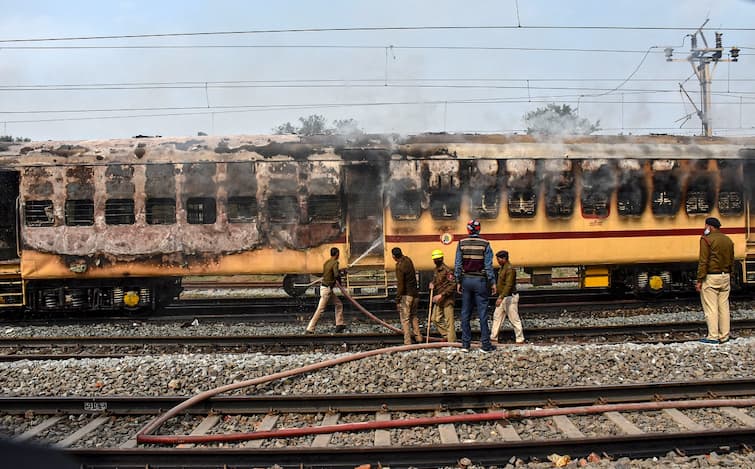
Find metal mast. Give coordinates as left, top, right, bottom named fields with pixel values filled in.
left=666, top=20, right=740, bottom=137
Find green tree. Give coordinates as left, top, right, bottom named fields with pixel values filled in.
left=524, top=104, right=600, bottom=136
left=272, top=115, right=363, bottom=136
left=0, top=135, right=31, bottom=142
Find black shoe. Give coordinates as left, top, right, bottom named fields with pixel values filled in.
left=460, top=344, right=471, bottom=352
left=334, top=325, right=346, bottom=333
left=480, top=345, right=495, bottom=353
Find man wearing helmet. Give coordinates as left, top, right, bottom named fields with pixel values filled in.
left=428, top=249, right=456, bottom=342
left=454, top=219, right=497, bottom=352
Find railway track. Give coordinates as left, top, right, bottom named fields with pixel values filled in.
left=1, top=379, right=753, bottom=468
left=0, top=319, right=753, bottom=360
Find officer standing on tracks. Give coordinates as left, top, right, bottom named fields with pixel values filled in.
left=454, top=219, right=497, bottom=352
left=428, top=249, right=456, bottom=342
left=490, top=250, right=525, bottom=344
left=393, top=247, right=422, bottom=345
left=306, top=247, right=346, bottom=334
left=696, top=217, right=734, bottom=344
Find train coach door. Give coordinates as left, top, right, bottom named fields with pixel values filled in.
left=0, top=171, right=19, bottom=260
left=0, top=170, right=22, bottom=308
left=344, top=164, right=385, bottom=265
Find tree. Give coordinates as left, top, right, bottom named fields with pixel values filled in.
left=297, top=115, right=329, bottom=136
left=524, top=104, right=600, bottom=136
left=0, top=135, right=31, bottom=142
left=272, top=115, right=363, bottom=136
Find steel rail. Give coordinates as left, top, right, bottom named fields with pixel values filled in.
left=0, top=378, right=753, bottom=415
left=0, top=319, right=752, bottom=348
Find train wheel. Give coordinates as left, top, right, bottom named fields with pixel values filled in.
left=283, top=274, right=311, bottom=297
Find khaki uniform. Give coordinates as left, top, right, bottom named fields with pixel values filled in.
left=306, top=257, right=344, bottom=332
left=430, top=263, right=456, bottom=342
left=697, top=231, right=734, bottom=341
left=396, top=255, right=421, bottom=344
left=491, top=260, right=524, bottom=343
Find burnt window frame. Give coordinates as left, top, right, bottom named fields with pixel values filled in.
left=507, top=188, right=538, bottom=219
left=64, top=199, right=94, bottom=226
left=389, top=190, right=422, bottom=220
left=617, top=172, right=647, bottom=217
left=580, top=164, right=615, bottom=219
left=105, top=198, right=135, bottom=225
left=227, top=196, right=258, bottom=224
left=146, top=198, right=176, bottom=225
left=267, top=195, right=299, bottom=223
left=186, top=197, right=217, bottom=225
left=428, top=190, right=462, bottom=220
left=470, top=186, right=500, bottom=219
left=651, top=171, right=682, bottom=216
left=24, top=200, right=55, bottom=227
left=307, top=194, right=341, bottom=223
left=684, top=173, right=715, bottom=215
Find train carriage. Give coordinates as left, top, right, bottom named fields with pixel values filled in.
left=0, top=133, right=752, bottom=312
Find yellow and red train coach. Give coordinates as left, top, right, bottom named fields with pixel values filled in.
left=0, top=133, right=752, bottom=312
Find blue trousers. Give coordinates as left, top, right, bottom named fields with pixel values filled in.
left=460, top=276, right=491, bottom=348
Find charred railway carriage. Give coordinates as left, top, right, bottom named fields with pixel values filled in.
left=0, top=134, right=752, bottom=312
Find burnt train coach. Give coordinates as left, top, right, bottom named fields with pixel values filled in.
left=0, top=134, right=753, bottom=312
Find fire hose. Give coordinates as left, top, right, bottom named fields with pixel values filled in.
left=136, top=281, right=755, bottom=445
left=136, top=283, right=462, bottom=445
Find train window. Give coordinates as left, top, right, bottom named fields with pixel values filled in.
left=718, top=160, right=744, bottom=216
left=470, top=187, right=499, bottom=219
left=507, top=189, right=537, bottom=218
left=617, top=160, right=646, bottom=217
left=581, top=161, right=614, bottom=218
left=651, top=167, right=681, bottom=216
left=25, top=200, right=54, bottom=227
left=390, top=191, right=421, bottom=220
left=268, top=195, right=299, bottom=223
left=146, top=198, right=176, bottom=225
left=685, top=174, right=714, bottom=215
left=544, top=175, right=575, bottom=219
left=429, top=191, right=461, bottom=220
left=65, top=199, right=94, bottom=226
left=186, top=197, right=216, bottom=225
left=105, top=199, right=135, bottom=225
left=307, top=195, right=341, bottom=223
left=227, top=196, right=257, bottom=223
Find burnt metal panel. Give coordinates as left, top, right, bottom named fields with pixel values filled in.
left=65, top=166, right=94, bottom=200
left=105, top=165, right=135, bottom=198
left=145, top=164, right=176, bottom=199
left=225, top=162, right=256, bottom=197
left=182, top=163, right=216, bottom=198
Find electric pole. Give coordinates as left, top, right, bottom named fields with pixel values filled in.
left=665, top=20, right=740, bottom=137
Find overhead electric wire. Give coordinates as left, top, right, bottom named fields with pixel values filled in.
left=2, top=24, right=755, bottom=43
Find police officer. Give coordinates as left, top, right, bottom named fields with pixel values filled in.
left=428, top=249, right=456, bottom=342
left=491, top=250, right=524, bottom=344
left=306, top=247, right=346, bottom=334
left=393, top=247, right=422, bottom=345
left=454, top=219, right=497, bottom=352
left=696, top=217, right=734, bottom=344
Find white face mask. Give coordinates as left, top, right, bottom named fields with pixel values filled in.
left=704, top=228, right=711, bottom=235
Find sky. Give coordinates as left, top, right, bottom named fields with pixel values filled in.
left=0, top=0, right=754, bottom=141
